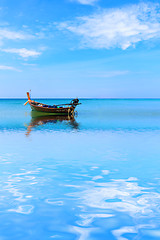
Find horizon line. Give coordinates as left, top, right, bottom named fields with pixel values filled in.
left=1, top=97, right=160, bottom=100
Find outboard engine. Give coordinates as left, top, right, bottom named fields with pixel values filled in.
left=70, top=98, right=79, bottom=106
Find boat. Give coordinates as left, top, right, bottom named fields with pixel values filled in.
left=24, top=92, right=81, bottom=116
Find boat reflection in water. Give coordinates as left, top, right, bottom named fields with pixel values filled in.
left=26, top=111, right=79, bottom=136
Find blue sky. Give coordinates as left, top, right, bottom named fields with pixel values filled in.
left=0, top=0, right=160, bottom=98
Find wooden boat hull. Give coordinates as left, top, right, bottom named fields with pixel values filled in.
left=31, top=111, right=75, bottom=119
left=30, top=110, right=70, bottom=117
left=30, top=102, right=75, bottom=115
left=25, top=92, right=80, bottom=116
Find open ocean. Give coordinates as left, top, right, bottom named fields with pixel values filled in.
left=1, top=98, right=160, bottom=240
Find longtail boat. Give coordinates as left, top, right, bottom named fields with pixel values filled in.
left=24, top=92, right=81, bottom=116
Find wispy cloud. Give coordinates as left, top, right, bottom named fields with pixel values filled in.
left=22, top=63, right=37, bottom=67
left=58, top=3, right=160, bottom=50
left=0, top=28, right=33, bottom=41
left=70, top=0, right=98, bottom=5
left=1, top=48, right=41, bottom=58
left=0, top=27, right=35, bottom=47
left=89, top=70, right=129, bottom=78
left=0, top=65, right=20, bottom=71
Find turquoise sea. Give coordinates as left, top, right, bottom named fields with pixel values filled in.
left=1, top=99, right=160, bottom=240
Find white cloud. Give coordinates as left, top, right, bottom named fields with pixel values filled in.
left=58, top=3, right=160, bottom=49
left=1, top=48, right=41, bottom=58
left=0, top=65, right=20, bottom=71
left=22, top=63, right=37, bottom=67
left=70, top=0, right=98, bottom=5
left=89, top=70, right=129, bottom=78
left=0, top=27, right=34, bottom=47
left=0, top=28, right=33, bottom=41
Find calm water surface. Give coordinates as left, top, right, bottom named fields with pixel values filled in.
left=0, top=99, right=160, bottom=240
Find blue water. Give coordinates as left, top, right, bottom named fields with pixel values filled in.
left=1, top=99, right=160, bottom=239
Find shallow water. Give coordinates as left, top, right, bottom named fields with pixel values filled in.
left=0, top=99, right=160, bottom=240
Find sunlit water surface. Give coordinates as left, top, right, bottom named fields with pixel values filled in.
left=0, top=99, right=160, bottom=240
